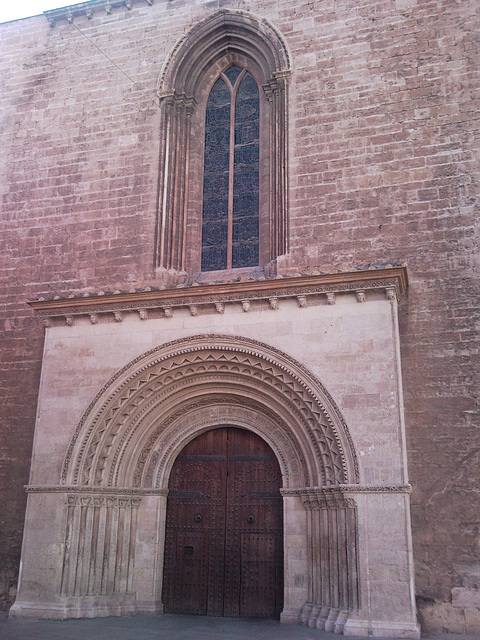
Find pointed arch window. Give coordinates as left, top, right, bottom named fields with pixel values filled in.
left=155, top=10, right=291, bottom=278
left=202, top=67, right=260, bottom=272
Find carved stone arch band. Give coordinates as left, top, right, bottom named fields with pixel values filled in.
left=155, top=9, right=291, bottom=274
left=61, top=334, right=359, bottom=489
left=132, top=401, right=304, bottom=490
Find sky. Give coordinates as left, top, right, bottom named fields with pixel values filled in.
left=0, top=0, right=78, bottom=24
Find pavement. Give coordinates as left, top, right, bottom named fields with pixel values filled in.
left=0, top=612, right=478, bottom=640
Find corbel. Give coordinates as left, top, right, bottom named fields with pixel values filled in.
left=269, top=297, right=279, bottom=310
left=386, top=287, right=396, bottom=301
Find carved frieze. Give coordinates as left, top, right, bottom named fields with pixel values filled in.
left=26, top=485, right=168, bottom=496
left=281, top=483, right=412, bottom=497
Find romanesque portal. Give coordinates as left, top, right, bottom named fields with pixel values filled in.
left=11, top=272, right=420, bottom=637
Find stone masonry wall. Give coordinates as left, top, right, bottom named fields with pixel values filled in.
left=0, top=0, right=478, bottom=631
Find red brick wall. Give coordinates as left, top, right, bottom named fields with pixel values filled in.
left=0, top=0, right=478, bottom=630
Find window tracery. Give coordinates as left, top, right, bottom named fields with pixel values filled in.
left=202, top=66, right=260, bottom=271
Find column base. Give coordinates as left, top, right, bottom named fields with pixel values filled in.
left=343, top=617, right=421, bottom=638
left=9, top=594, right=160, bottom=620
left=280, top=607, right=301, bottom=624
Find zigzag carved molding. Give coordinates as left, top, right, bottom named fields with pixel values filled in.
left=61, top=335, right=359, bottom=488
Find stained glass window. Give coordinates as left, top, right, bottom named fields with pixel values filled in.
left=201, top=66, right=260, bottom=272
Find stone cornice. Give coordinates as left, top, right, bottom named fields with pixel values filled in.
left=28, top=268, right=407, bottom=327
left=44, top=0, right=153, bottom=27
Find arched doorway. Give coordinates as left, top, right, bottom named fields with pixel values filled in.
left=162, top=426, right=283, bottom=618
left=53, top=334, right=364, bottom=628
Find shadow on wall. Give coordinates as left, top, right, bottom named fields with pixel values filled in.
left=0, top=561, right=18, bottom=611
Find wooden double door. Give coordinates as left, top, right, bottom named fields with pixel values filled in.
left=162, top=427, right=283, bottom=618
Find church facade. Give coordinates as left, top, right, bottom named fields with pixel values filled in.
left=0, top=0, right=478, bottom=636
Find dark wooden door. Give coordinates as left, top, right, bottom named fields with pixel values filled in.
left=162, top=427, right=283, bottom=618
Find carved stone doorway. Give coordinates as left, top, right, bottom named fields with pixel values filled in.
left=162, top=426, right=283, bottom=618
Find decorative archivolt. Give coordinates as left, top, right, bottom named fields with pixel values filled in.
left=157, top=9, right=291, bottom=98
left=61, top=335, right=358, bottom=490
left=131, top=398, right=305, bottom=490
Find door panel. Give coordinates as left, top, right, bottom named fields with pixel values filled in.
left=240, top=534, right=277, bottom=617
left=162, top=450, right=226, bottom=616
left=162, top=427, right=283, bottom=618
left=174, top=531, right=208, bottom=615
